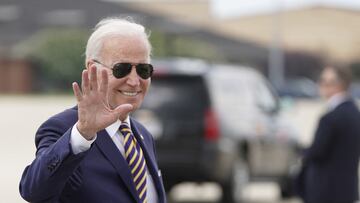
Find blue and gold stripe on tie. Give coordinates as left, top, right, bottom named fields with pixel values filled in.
left=120, top=122, right=148, bottom=203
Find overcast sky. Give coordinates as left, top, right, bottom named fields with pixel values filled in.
left=210, top=0, right=360, bottom=18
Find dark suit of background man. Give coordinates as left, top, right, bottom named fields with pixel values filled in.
left=19, top=17, right=166, bottom=203
left=301, top=65, right=360, bottom=203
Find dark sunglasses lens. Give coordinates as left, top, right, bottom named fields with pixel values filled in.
left=136, top=64, right=153, bottom=79
left=112, top=63, right=153, bottom=79
left=112, top=63, right=132, bottom=78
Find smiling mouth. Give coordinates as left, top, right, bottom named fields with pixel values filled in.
left=119, top=90, right=141, bottom=97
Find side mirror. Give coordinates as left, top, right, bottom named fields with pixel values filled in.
left=257, top=102, right=279, bottom=115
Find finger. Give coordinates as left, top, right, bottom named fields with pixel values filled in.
left=82, top=69, right=90, bottom=95
left=89, top=65, right=98, bottom=91
left=114, top=104, right=134, bottom=121
left=99, top=69, right=108, bottom=95
left=72, top=82, right=83, bottom=102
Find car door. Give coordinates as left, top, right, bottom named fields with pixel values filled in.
left=248, top=75, right=293, bottom=178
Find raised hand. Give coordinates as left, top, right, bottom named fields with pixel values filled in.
left=72, top=65, right=133, bottom=140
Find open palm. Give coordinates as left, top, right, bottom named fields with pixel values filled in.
left=72, top=65, right=133, bottom=140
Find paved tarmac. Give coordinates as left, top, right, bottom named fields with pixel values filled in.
left=0, top=95, right=320, bottom=202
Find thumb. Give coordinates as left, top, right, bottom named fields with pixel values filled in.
left=114, top=104, right=133, bottom=121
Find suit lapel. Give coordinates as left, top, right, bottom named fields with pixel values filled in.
left=131, top=119, right=166, bottom=203
left=95, top=130, right=140, bottom=203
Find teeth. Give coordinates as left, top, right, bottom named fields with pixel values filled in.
left=121, top=91, right=138, bottom=96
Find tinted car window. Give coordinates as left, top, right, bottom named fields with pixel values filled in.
left=143, top=75, right=209, bottom=113
left=253, top=78, right=278, bottom=112
left=138, top=75, right=210, bottom=143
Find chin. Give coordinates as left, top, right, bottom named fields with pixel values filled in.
left=130, top=103, right=140, bottom=111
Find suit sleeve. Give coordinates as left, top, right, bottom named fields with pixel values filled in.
left=19, top=117, right=89, bottom=202
left=304, top=114, right=334, bottom=163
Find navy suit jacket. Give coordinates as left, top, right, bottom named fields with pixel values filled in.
left=302, top=100, right=360, bottom=203
left=19, top=106, right=166, bottom=203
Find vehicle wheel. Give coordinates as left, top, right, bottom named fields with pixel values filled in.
left=220, top=158, right=249, bottom=203
left=163, top=181, right=174, bottom=193
left=279, top=176, right=294, bottom=199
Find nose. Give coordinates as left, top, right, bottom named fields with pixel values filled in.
left=126, top=66, right=140, bottom=87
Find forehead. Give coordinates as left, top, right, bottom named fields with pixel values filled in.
left=100, top=35, right=150, bottom=63
left=321, top=68, right=337, bottom=80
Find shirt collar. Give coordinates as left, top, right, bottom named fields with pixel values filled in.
left=327, top=92, right=349, bottom=111
left=105, top=116, right=131, bottom=138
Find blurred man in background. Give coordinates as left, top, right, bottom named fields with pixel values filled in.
left=19, top=17, right=166, bottom=203
left=300, top=65, right=360, bottom=203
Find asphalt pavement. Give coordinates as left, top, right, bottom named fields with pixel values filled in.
left=167, top=182, right=301, bottom=203
left=0, top=95, right=315, bottom=202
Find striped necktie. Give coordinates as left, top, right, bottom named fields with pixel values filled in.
left=119, top=122, right=148, bottom=203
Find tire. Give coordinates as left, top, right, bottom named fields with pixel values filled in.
left=279, top=176, right=295, bottom=199
left=164, top=184, right=173, bottom=193
left=220, top=158, right=249, bottom=203
left=163, top=180, right=175, bottom=194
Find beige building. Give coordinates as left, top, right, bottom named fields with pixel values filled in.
left=126, top=0, right=360, bottom=62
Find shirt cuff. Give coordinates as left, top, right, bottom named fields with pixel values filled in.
left=70, top=123, right=97, bottom=154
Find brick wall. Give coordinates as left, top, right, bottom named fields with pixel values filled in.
left=0, top=59, right=33, bottom=93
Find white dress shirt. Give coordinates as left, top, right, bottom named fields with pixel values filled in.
left=70, top=118, right=158, bottom=203
left=326, top=92, right=349, bottom=112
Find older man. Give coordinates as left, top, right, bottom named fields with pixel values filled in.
left=19, top=17, right=166, bottom=203
left=300, top=65, right=360, bottom=203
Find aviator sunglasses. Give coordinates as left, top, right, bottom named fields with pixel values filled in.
left=93, top=59, right=154, bottom=79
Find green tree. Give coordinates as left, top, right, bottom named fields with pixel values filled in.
left=20, top=28, right=89, bottom=92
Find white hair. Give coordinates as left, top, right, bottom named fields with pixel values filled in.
left=85, top=17, right=151, bottom=62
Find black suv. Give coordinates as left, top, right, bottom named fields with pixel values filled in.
left=133, top=58, right=300, bottom=202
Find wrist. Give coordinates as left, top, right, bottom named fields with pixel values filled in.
left=76, top=122, right=96, bottom=140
